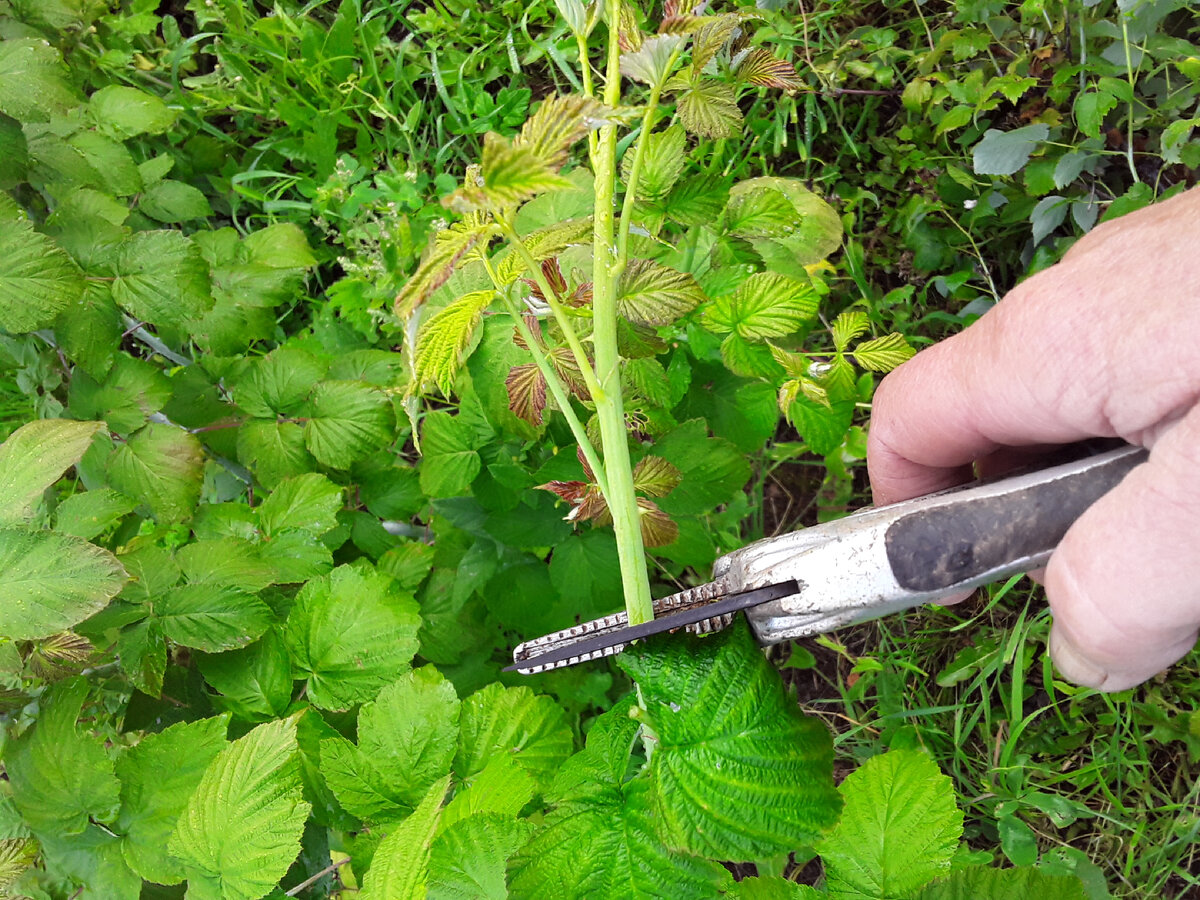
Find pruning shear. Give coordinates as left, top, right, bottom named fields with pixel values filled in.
left=508, top=443, right=1147, bottom=674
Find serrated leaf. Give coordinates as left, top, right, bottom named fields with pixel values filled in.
left=360, top=775, right=451, bottom=900
left=428, top=813, right=537, bottom=900
left=1073, top=90, right=1117, bottom=140
left=154, top=582, right=273, bottom=652
left=456, top=133, right=575, bottom=211
left=55, top=488, right=137, bottom=540
left=831, top=310, right=869, bottom=352
left=419, top=412, right=482, bottom=498
left=621, top=34, right=686, bottom=85
left=0, top=419, right=103, bottom=524
left=505, top=363, right=548, bottom=426
left=175, top=538, right=270, bottom=593
left=719, top=332, right=783, bottom=378
left=0, top=39, right=78, bottom=122
left=691, top=12, right=744, bottom=70
left=632, top=455, right=681, bottom=497
left=441, top=753, right=536, bottom=830
left=455, top=683, right=573, bottom=790
left=235, top=347, right=328, bottom=418
left=0, top=839, right=37, bottom=894
left=917, top=866, right=1088, bottom=900
left=414, top=290, right=495, bottom=396
left=259, top=529, right=334, bottom=585
left=786, top=391, right=854, bottom=455
left=0, top=199, right=85, bottom=332
left=304, top=380, right=395, bottom=469
left=624, top=123, right=687, bottom=202
left=68, top=352, right=172, bottom=436
left=285, top=564, right=421, bottom=710
left=737, top=48, right=802, bottom=90
left=115, top=716, right=228, bottom=884
left=515, top=93, right=607, bottom=169
left=972, top=123, right=1050, bottom=176
left=6, top=678, right=121, bottom=838
left=169, top=718, right=311, bottom=900
left=237, top=420, right=315, bottom=489
left=652, top=420, right=750, bottom=515
left=0, top=526, right=126, bottom=640
left=664, top=174, right=730, bottom=225
left=510, top=701, right=728, bottom=899
left=703, top=272, right=818, bottom=339
left=69, top=130, right=142, bottom=195
left=258, top=473, right=343, bottom=537
left=676, top=78, right=742, bottom=139
left=396, top=217, right=498, bottom=318
left=107, top=423, right=203, bottom=522
left=494, top=217, right=592, bottom=286
left=138, top=179, right=213, bottom=223
left=725, top=176, right=843, bottom=267
left=197, top=629, right=294, bottom=723
left=117, top=619, right=167, bottom=696
left=819, top=750, right=962, bottom=899
left=637, top=497, right=678, bottom=547
left=89, top=85, right=176, bottom=137
left=618, top=620, right=840, bottom=859
left=617, top=258, right=705, bottom=326
left=732, top=876, right=824, bottom=899
left=105, top=230, right=214, bottom=329
left=852, top=332, right=916, bottom=372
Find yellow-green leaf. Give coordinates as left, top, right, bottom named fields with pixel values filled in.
left=676, top=79, right=742, bottom=139
left=617, top=259, right=705, bottom=326
left=515, top=93, right=608, bottom=170
left=395, top=215, right=498, bottom=319
left=702, top=272, right=818, bottom=339
left=413, top=290, right=495, bottom=396
left=632, top=455, right=681, bottom=497
left=831, top=310, right=870, bottom=352
left=852, top=332, right=917, bottom=372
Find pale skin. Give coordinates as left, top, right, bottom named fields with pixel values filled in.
left=867, top=185, right=1200, bottom=692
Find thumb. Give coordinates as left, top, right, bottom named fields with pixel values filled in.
left=1046, top=406, right=1200, bottom=692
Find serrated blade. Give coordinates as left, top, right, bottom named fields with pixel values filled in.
left=506, top=580, right=799, bottom=674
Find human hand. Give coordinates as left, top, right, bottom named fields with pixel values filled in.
left=866, top=185, right=1200, bottom=692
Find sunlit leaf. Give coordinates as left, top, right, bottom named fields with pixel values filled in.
left=703, top=272, right=818, bottom=339
left=637, top=497, right=678, bottom=547
left=632, top=456, right=681, bottom=497
left=0, top=418, right=103, bottom=524
left=414, top=290, right=495, bottom=396
left=623, top=123, right=687, bottom=201
left=396, top=215, right=498, bottom=318
left=516, top=93, right=608, bottom=169
left=831, top=310, right=870, bottom=352
left=0, top=196, right=84, bottom=332
left=621, top=35, right=686, bottom=86
left=852, top=332, right=916, bottom=372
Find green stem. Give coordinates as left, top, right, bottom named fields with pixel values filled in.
left=577, top=33, right=600, bottom=161
left=1120, top=17, right=1140, bottom=183
left=590, top=0, right=654, bottom=626
left=481, top=257, right=610, bottom=496
left=497, top=219, right=605, bottom=402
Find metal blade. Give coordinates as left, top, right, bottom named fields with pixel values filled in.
left=505, top=581, right=798, bottom=674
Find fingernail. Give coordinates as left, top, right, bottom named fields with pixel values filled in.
left=1049, top=628, right=1108, bottom=689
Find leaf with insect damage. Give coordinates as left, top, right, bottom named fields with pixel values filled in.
left=632, top=456, right=681, bottom=498
left=516, top=94, right=608, bottom=170
left=505, top=364, right=547, bottom=426
left=413, top=290, right=495, bottom=396
left=736, top=48, right=802, bottom=91
left=396, top=215, right=498, bottom=318
left=852, top=332, right=916, bottom=372
left=617, top=259, right=705, bottom=326
left=675, top=79, right=742, bottom=140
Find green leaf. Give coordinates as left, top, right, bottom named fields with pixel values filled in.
left=617, top=259, right=705, bottom=326
left=258, top=529, right=334, bottom=585
left=235, top=347, right=328, bottom=418
left=440, top=754, right=535, bottom=829
left=972, top=124, right=1050, bottom=176
left=0, top=115, right=27, bottom=190
left=154, top=582, right=273, bottom=652
left=420, top=412, right=482, bottom=498
left=115, top=716, right=228, bottom=884
left=831, top=311, right=869, bottom=353
left=786, top=391, right=854, bottom=455
left=703, top=272, right=818, bottom=339
left=618, top=620, right=840, bottom=860
left=88, top=85, right=176, bottom=137
left=468, top=133, right=575, bottom=210
left=997, top=812, right=1039, bottom=867
left=1073, top=90, right=1117, bottom=140
left=237, top=420, right=316, bottom=488
left=320, top=737, right=411, bottom=822
left=0, top=198, right=85, bottom=332
left=285, top=564, right=421, bottom=710
left=69, top=130, right=142, bottom=196
left=414, top=290, right=495, bottom=396
left=244, top=222, right=317, bottom=268
left=304, top=380, right=395, bottom=469
left=623, top=123, right=687, bottom=201
left=732, top=876, right=824, bottom=899
left=178, top=537, right=276, bottom=592
left=455, top=683, right=573, bottom=790
left=676, top=78, right=742, bottom=139
left=917, top=866, right=1088, bottom=900
left=621, top=35, right=686, bottom=85
left=54, top=283, right=124, bottom=378
left=0, top=39, right=77, bottom=122
left=39, top=826, right=140, bottom=900
left=664, top=174, right=730, bottom=226
left=652, top=420, right=750, bottom=515
left=54, top=487, right=137, bottom=540
left=515, top=93, right=607, bottom=170
left=117, top=619, right=167, bottom=696
left=720, top=332, right=784, bottom=378
left=105, top=230, right=213, bottom=329
left=106, top=423, right=204, bottom=522
left=428, top=813, right=536, bottom=900
left=1030, top=194, right=1069, bottom=245
left=510, top=701, right=728, bottom=899
left=197, top=629, right=294, bottom=722
left=67, top=353, right=172, bottom=435
left=0, top=526, right=126, bottom=640
left=138, top=180, right=213, bottom=223
left=0, top=419, right=103, bottom=524
left=0, top=839, right=36, bottom=894
left=360, top=775, right=451, bottom=900
left=852, top=332, right=916, bottom=372
left=379, top=541, right=436, bottom=592
left=395, top=217, right=498, bottom=318
left=7, top=678, right=120, bottom=837
left=724, top=177, right=843, bottom=268
left=258, top=473, right=343, bottom=537
left=169, top=717, right=311, bottom=900
left=819, top=750, right=963, bottom=899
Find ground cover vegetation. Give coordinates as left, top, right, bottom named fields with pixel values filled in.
left=0, top=0, right=1196, bottom=896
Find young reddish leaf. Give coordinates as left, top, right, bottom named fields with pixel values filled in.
left=535, top=480, right=589, bottom=504
left=737, top=48, right=803, bottom=92
left=676, top=79, right=742, bottom=140
left=523, top=258, right=569, bottom=302
left=632, top=456, right=681, bottom=498
left=505, top=364, right=548, bottom=425
left=638, top=498, right=679, bottom=547
left=516, top=94, right=608, bottom=171
left=617, top=259, right=705, bottom=326
left=576, top=445, right=595, bottom=482
left=574, top=487, right=610, bottom=524
left=495, top=217, right=593, bottom=286
left=548, top=346, right=590, bottom=399
left=614, top=0, right=643, bottom=51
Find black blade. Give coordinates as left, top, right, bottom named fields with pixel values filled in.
left=504, top=581, right=798, bottom=672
